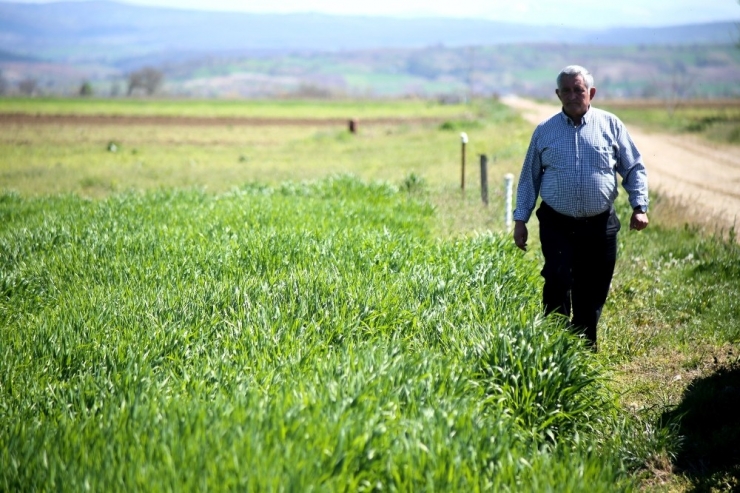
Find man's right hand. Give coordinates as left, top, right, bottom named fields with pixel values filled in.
left=513, top=220, right=528, bottom=251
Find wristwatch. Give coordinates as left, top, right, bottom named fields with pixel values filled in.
left=633, top=206, right=647, bottom=214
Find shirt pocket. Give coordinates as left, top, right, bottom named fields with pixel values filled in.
left=588, top=145, right=617, bottom=171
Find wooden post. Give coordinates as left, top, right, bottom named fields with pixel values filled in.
left=348, top=119, right=357, bottom=134
left=460, top=132, right=468, bottom=191
left=480, top=154, right=488, bottom=205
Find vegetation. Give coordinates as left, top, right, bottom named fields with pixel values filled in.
left=601, top=101, right=740, bottom=145
left=0, top=97, right=477, bottom=119
left=0, top=177, right=655, bottom=491
left=127, top=67, right=164, bottom=96
left=0, top=98, right=524, bottom=202
left=1, top=98, right=739, bottom=491
left=151, top=43, right=740, bottom=99
left=78, top=81, right=94, bottom=97
left=603, top=201, right=740, bottom=491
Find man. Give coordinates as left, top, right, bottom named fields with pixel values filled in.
left=512, top=65, right=649, bottom=349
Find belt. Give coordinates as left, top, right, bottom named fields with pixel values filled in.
left=540, top=201, right=612, bottom=223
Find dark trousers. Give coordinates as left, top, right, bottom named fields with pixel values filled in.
left=536, top=202, right=621, bottom=346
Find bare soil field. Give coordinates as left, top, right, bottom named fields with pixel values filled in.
left=0, top=113, right=446, bottom=127
left=501, top=96, right=740, bottom=235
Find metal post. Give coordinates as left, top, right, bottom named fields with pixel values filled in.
left=479, top=154, right=488, bottom=206
left=504, top=173, right=514, bottom=231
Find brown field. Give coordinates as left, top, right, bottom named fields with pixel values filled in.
left=0, top=113, right=447, bottom=127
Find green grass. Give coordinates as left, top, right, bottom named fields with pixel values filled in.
left=603, top=211, right=740, bottom=357
left=601, top=103, right=740, bottom=145
left=1, top=97, right=739, bottom=491
left=0, top=99, right=526, bottom=201
left=598, top=197, right=740, bottom=491
left=0, top=177, right=655, bottom=491
left=0, top=97, right=474, bottom=119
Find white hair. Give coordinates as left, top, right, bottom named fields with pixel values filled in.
left=557, top=65, right=594, bottom=90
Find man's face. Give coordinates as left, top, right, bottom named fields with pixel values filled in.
left=556, top=74, right=595, bottom=118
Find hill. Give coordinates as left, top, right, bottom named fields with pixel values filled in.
left=1, top=1, right=738, bottom=63
left=0, top=1, right=738, bottom=99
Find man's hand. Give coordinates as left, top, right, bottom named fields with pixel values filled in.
left=513, top=220, right=528, bottom=251
left=630, top=211, right=649, bottom=231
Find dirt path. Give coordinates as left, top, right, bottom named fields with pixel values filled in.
left=501, top=96, right=740, bottom=234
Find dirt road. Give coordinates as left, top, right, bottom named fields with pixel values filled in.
left=501, top=96, right=740, bottom=234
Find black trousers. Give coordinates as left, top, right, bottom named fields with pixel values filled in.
left=536, top=202, right=621, bottom=346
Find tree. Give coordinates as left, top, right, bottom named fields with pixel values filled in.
left=18, top=78, right=37, bottom=96
left=79, top=81, right=93, bottom=96
left=110, top=80, right=122, bottom=97
left=647, top=61, right=695, bottom=117
left=127, top=67, right=164, bottom=96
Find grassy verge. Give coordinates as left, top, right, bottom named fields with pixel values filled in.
left=600, top=101, right=740, bottom=145
left=601, top=195, right=740, bottom=491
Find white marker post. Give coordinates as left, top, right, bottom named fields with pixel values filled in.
left=504, top=173, right=514, bottom=231
left=460, top=132, right=468, bottom=192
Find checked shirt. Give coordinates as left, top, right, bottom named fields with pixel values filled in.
left=513, top=106, right=649, bottom=222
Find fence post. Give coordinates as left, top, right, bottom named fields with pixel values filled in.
left=479, top=154, right=488, bottom=205
left=460, top=132, right=468, bottom=192
left=504, top=173, right=514, bottom=231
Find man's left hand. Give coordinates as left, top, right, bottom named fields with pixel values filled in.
left=630, top=211, right=649, bottom=231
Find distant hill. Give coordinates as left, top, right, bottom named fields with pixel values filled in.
left=0, top=48, right=37, bottom=62
left=0, top=1, right=738, bottom=99
left=0, top=0, right=738, bottom=64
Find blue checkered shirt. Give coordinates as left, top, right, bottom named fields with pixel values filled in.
left=513, top=106, right=649, bottom=222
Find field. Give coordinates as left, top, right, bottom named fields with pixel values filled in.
left=601, top=99, right=740, bottom=145
left=1, top=97, right=739, bottom=491
left=0, top=98, right=477, bottom=118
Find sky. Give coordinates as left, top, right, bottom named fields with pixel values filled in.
left=6, top=0, right=740, bottom=28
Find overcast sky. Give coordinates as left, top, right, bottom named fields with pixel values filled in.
left=6, top=0, right=740, bottom=28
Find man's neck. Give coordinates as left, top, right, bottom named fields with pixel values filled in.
left=563, top=106, right=590, bottom=126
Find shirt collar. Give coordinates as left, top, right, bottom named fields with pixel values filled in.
left=560, top=105, right=592, bottom=126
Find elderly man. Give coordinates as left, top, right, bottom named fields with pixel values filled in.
left=512, top=65, right=649, bottom=350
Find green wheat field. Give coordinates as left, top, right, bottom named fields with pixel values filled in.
left=1, top=97, right=739, bottom=491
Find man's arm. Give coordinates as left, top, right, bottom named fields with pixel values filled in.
left=616, top=125, right=649, bottom=217
left=512, top=130, right=543, bottom=250
left=513, top=134, right=542, bottom=224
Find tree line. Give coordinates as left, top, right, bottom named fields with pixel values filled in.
left=0, top=66, right=165, bottom=97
